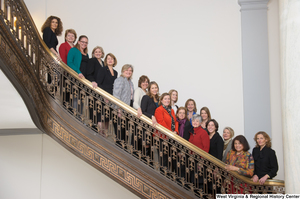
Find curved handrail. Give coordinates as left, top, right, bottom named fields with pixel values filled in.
left=0, top=0, right=284, bottom=196
left=32, top=12, right=284, bottom=189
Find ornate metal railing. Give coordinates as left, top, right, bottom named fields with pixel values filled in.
left=0, top=0, right=284, bottom=198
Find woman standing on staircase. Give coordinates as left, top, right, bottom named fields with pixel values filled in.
left=86, top=46, right=105, bottom=88
left=207, top=119, right=224, bottom=161
left=252, top=131, right=278, bottom=185
left=200, top=106, right=211, bottom=130
left=67, top=35, right=89, bottom=79
left=113, top=64, right=134, bottom=141
left=66, top=35, right=89, bottom=116
left=154, top=93, right=178, bottom=169
left=133, top=75, right=150, bottom=118
left=95, top=53, right=118, bottom=131
left=41, top=16, right=63, bottom=61
left=185, top=99, right=197, bottom=126
left=59, top=29, right=77, bottom=64
left=169, top=89, right=178, bottom=113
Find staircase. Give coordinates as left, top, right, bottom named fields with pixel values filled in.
left=0, top=0, right=285, bottom=198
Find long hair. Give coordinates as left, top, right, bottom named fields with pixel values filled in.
left=169, top=89, right=178, bottom=103
left=185, top=98, right=197, bottom=112
left=41, top=16, right=63, bottom=36
left=254, top=131, right=272, bottom=148
left=74, top=35, right=88, bottom=54
left=146, top=81, right=159, bottom=102
left=200, top=106, right=211, bottom=121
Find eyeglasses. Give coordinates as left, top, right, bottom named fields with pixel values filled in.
left=80, top=41, right=88, bottom=44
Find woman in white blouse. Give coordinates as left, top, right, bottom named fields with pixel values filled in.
left=169, top=89, right=178, bottom=114
left=133, top=75, right=150, bottom=117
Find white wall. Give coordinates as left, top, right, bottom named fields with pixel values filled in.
left=0, top=70, right=36, bottom=128
left=0, top=0, right=284, bottom=180
left=267, top=0, right=284, bottom=181
left=26, top=0, right=244, bottom=136
left=0, top=131, right=139, bottom=199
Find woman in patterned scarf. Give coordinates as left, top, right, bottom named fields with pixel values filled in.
left=154, top=93, right=178, bottom=169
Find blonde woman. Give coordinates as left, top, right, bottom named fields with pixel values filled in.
left=87, top=46, right=105, bottom=88
left=222, top=127, right=235, bottom=162
left=169, top=89, right=178, bottom=113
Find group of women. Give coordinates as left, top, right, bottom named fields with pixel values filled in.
left=41, top=16, right=279, bottom=188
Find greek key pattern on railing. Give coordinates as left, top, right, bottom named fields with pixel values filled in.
left=0, top=0, right=285, bottom=198
left=46, top=114, right=168, bottom=199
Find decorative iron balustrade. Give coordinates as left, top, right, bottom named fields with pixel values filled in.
left=0, top=0, right=285, bottom=198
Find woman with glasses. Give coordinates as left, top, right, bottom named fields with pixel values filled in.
left=67, top=35, right=89, bottom=117
left=67, top=35, right=89, bottom=79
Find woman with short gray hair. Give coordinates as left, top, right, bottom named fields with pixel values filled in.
left=188, top=114, right=210, bottom=152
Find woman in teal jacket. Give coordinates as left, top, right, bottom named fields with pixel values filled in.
left=67, top=35, right=89, bottom=79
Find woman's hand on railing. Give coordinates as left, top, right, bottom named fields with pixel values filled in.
left=258, top=175, right=269, bottom=185
left=252, top=174, right=259, bottom=183
left=50, top=48, right=62, bottom=62
left=56, top=54, right=62, bottom=62
left=137, top=108, right=142, bottom=118
left=225, top=164, right=239, bottom=172
left=78, top=73, right=85, bottom=79
left=151, top=115, right=157, bottom=127
left=92, top=81, right=98, bottom=88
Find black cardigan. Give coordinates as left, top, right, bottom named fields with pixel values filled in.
left=43, top=27, right=58, bottom=51
left=209, top=132, right=224, bottom=161
left=96, top=66, right=118, bottom=95
left=252, top=146, right=278, bottom=179
left=86, top=57, right=104, bottom=82
left=141, top=95, right=157, bottom=119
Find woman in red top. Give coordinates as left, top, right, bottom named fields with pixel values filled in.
left=155, top=92, right=178, bottom=139
left=59, top=29, right=77, bottom=64
left=154, top=93, right=178, bottom=170
left=189, top=114, right=210, bottom=152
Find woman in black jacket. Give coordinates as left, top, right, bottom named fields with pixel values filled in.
left=207, top=119, right=224, bottom=161
left=41, top=15, right=63, bottom=60
left=252, top=131, right=278, bottom=185
left=87, top=46, right=105, bottom=88
left=140, top=81, right=160, bottom=155
left=141, top=81, right=160, bottom=125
